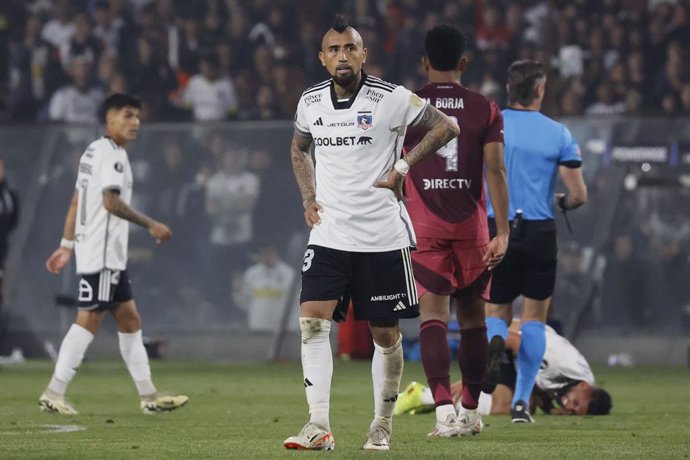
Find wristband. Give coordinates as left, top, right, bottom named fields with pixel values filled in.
left=558, top=194, right=569, bottom=211
left=60, top=238, right=75, bottom=250
left=393, top=159, right=410, bottom=176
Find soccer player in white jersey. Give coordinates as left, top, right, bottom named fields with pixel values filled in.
left=396, top=320, right=612, bottom=417
left=38, top=93, right=188, bottom=415
left=282, top=16, right=459, bottom=452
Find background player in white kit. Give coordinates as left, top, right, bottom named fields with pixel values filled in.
left=39, top=93, right=188, bottom=415
left=282, top=15, right=459, bottom=452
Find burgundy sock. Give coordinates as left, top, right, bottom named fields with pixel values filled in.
left=458, top=326, right=488, bottom=410
left=419, top=320, right=452, bottom=406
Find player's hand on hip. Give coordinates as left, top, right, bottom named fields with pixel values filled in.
left=374, top=169, right=404, bottom=201
left=484, top=233, right=508, bottom=270
left=148, top=221, right=172, bottom=243
left=303, top=199, right=323, bottom=228
left=45, top=247, right=72, bottom=274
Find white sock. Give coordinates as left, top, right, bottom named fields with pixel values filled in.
left=421, top=386, right=435, bottom=406
left=47, top=324, right=94, bottom=396
left=118, top=330, right=157, bottom=397
left=372, top=333, right=404, bottom=420
left=435, top=403, right=457, bottom=422
left=300, top=317, right=332, bottom=431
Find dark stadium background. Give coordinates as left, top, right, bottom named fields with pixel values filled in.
left=0, top=0, right=688, bottom=365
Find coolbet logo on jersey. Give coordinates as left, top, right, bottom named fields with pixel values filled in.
left=357, top=112, right=373, bottom=130
left=313, top=136, right=358, bottom=146
left=422, top=178, right=473, bottom=190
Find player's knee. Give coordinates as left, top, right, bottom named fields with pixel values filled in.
left=486, top=305, right=512, bottom=324
left=116, top=312, right=141, bottom=333
left=369, top=321, right=401, bottom=348
left=299, top=317, right=331, bottom=341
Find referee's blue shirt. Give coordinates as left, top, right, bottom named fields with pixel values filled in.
left=487, top=108, right=582, bottom=220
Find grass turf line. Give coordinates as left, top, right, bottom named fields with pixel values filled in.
left=0, top=360, right=688, bottom=458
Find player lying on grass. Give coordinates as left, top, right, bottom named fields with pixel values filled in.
left=396, top=320, right=612, bottom=417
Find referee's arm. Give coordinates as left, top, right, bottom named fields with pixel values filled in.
left=557, top=165, right=587, bottom=211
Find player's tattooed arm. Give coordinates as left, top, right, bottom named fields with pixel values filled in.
left=103, top=189, right=172, bottom=242
left=405, top=104, right=460, bottom=167
left=374, top=105, right=459, bottom=200
left=291, top=130, right=322, bottom=227
left=291, top=130, right=316, bottom=207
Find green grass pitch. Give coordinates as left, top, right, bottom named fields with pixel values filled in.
left=0, top=360, right=689, bottom=458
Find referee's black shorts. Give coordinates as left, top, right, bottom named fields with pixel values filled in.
left=488, top=218, right=557, bottom=304
left=299, top=245, right=420, bottom=322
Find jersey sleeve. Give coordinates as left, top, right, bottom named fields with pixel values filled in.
left=100, top=148, right=127, bottom=192
left=386, top=86, right=428, bottom=130
left=483, top=101, right=504, bottom=145
left=558, top=125, right=582, bottom=167
left=293, top=94, right=311, bottom=137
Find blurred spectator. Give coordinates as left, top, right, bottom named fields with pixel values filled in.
left=96, top=50, right=118, bottom=88
left=182, top=53, right=238, bottom=121
left=475, top=3, right=513, bottom=51
left=233, top=244, right=298, bottom=332
left=660, top=91, right=680, bottom=115
left=0, top=158, right=19, bottom=311
left=652, top=41, right=688, bottom=101
left=601, top=234, right=650, bottom=329
left=585, top=81, right=626, bottom=116
left=47, top=58, right=104, bottom=123
left=206, top=148, right=259, bottom=252
left=205, top=147, right=260, bottom=309
left=679, top=83, right=690, bottom=114
left=176, top=16, right=202, bottom=75
left=248, top=85, right=279, bottom=120
left=40, top=0, right=74, bottom=50
left=126, top=37, right=177, bottom=120
left=560, top=87, right=583, bottom=116
left=1, top=0, right=690, bottom=122
left=248, top=149, right=302, bottom=253
left=60, top=13, right=102, bottom=70
left=8, top=15, right=64, bottom=121
left=92, top=0, right=122, bottom=55
left=624, top=88, right=645, bottom=114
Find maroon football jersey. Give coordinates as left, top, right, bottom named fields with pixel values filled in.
left=404, top=82, right=503, bottom=240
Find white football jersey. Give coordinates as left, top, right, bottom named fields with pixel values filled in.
left=74, top=137, right=133, bottom=274
left=294, top=74, right=427, bottom=252
left=535, top=325, right=595, bottom=391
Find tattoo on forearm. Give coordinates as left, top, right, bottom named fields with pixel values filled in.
left=415, top=104, right=446, bottom=130
left=291, top=131, right=316, bottom=205
left=407, top=105, right=459, bottom=167
left=105, top=191, right=153, bottom=229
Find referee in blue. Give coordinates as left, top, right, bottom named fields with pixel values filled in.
left=484, top=60, right=588, bottom=423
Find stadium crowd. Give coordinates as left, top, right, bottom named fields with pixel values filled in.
left=0, top=0, right=689, bottom=333
left=2, top=0, right=690, bottom=123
